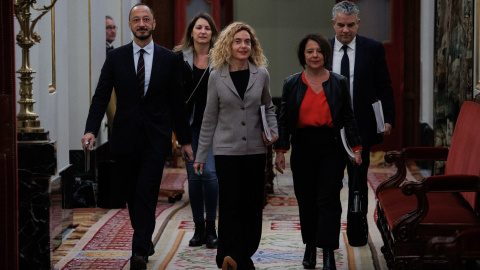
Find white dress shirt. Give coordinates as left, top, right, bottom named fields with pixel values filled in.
left=332, top=36, right=356, bottom=106
left=133, top=40, right=154, bottom=96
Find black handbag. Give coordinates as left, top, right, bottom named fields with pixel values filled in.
left=346, top=163, right=369, bottom=247
left=72, top=144, right=96, bottom=208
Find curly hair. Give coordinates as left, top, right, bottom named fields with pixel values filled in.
left=210, top=22, right=267, bottom=69
left=173, top=12, right=218, bottom=52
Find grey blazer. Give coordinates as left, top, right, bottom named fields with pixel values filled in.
left=195, top=62, right=278, bottom=163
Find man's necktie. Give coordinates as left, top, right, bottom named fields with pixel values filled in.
left=341, top=45, right=350, bottom=81
left=137, top=49, right=145, bottom=99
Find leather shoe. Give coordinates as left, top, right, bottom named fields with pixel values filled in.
left=302, top=243, right=316, bottom=269
left=322, top=248, right=336, bottom=270
left=222, top=256, right=237, bottom=270
left=130, top=254, right=147, bottom=270
left=145, top=241, right=155, bottom=262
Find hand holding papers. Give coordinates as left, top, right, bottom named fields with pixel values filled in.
left=372, top=100, right=385, bottom=133
left=340, top=127, right=355, bottom=159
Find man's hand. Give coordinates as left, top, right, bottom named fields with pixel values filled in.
left=81, top=133, right=95, bottom=151
left=274, top=151, right=286, bottom=174
left=181, top=144, right=194, bottom=162
left=383, top=123, right=392, bottom=135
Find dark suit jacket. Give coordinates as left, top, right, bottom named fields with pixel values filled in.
left=329, top=35, right=395, bottom=146
left=85, top=42, right=191, bottom=156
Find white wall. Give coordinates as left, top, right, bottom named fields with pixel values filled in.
left=234, top=0, right=335, bottom=97
left=14, top=0, right=139, bottom=172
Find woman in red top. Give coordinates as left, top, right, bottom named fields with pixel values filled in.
left=274, top=34, right=362, bottom=270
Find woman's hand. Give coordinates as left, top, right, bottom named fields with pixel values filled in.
left=354, top=151, right=363, bottom=166
left=263, top=129, right=278, bottom=146
left=274, top=151, right=285, bottom=174
left=193, top=162, right=204, bottom=175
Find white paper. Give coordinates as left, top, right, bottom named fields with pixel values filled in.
left=372, top=100, right=385, bottom=133
left=341, top=128, right=355, bottom=159
left=260, top=105, right=272, bottom=141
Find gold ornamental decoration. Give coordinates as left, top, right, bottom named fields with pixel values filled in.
left=14, top=0, right=57, bottom=134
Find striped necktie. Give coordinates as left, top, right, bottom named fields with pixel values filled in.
left=137, top=49, right=145, bottom=99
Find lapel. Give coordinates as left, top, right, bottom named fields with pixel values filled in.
left=246, top=62, right=258, bottom=93
left=220, top=62, right=258, bottom=98
left=353, top=35, right=364, bottom=92
left=144, top=43, right=162, bottom=99
left=220, top=65, right=238, bottom=97
left=124, top=42, right=137, bottom=87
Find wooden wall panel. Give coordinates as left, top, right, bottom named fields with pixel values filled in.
left=0, top=1, right=19, bottom=269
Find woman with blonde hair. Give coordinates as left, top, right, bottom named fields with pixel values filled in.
left=193, top=22, right=278, bottom=270
left=174, top=12, right=219, bottom=248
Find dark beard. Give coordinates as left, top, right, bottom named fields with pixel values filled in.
left=132, top=28, right=153, bottom=40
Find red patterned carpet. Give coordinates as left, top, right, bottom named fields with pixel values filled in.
left=53, top=168, right=188, bottom=269
left=52, top=154, right=419, bottom=269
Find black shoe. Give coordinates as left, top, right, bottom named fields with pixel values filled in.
left=130, top=254, right=147, bottom=270
left=145, top=241, right=154, bottom=262
left=189, top=221, right=205, bottom=246
left=322, top=248, right=336, bottom=270
left=302, top=243, right=316, bottom=269
left=205, top=220, right=218, bottom=248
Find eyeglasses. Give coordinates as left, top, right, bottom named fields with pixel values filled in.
left=106, top=26, right=117, bottom=30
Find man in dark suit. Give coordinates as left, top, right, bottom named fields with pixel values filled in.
left=82, top=4, right=193, bottom=269
left=328, top=0, right=395, bottom=240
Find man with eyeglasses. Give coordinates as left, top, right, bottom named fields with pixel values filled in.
left=106, top=15, right=117, bottom=53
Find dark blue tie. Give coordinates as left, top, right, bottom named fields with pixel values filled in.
left=341, top=45, right=350, bottom=81
left=137, top=49, right=145, bottom=99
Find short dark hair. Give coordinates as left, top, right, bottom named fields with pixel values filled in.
left=296, top=33, right=332, bottom=69
left=129, top=3, right=155, bottom=21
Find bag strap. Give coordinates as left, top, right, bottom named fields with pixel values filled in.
left=186, top=65, right=209, bottom=105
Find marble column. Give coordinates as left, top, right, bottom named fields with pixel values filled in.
left=18, top=141, right=57, bottom=269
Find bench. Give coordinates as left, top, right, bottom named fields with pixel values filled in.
left=375, top=100, right=480, bottom=269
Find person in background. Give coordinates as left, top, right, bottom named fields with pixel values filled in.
left=274, top=33, right=362, bottom=270
left=106, top=15, right=116, bottom=53
left=105, top=15, right=117, bottom=136
left=173, top=13, right=219, bottom=249
left=193, top=22, right=278, bottom=270
left=328, top=0, right=395, bottom=237
left=82, top=4, right=193, bottom=270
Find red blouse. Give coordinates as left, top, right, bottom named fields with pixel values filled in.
left=297, top=72, right=333, bottom=128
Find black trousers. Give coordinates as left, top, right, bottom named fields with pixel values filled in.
left=214, top=154, right=266, bottom=270
left=346, top=145, right=370, bottom=215
left=115, top=127, right=166, bottom=256
left=291, top=126, right=346, bottom=249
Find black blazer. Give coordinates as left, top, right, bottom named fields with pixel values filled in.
left=85, top=42, right=191, bottom=156
left=274, top=71, right=362, bottom=151
left=329, top=35, right=395, bottom=146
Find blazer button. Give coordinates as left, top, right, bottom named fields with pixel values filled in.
left=241, top=121, right=246, bottom=126
left=242, top=137, right=246, bottom=141
left=241, top=107, right=245, bottom=110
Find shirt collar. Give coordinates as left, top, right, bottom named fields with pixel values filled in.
left=133, top=40, right=154, bottom=55
left=334, top=36, right=356, bottom=52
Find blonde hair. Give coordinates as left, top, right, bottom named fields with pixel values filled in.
left=210, top=22, right=267, bottom=69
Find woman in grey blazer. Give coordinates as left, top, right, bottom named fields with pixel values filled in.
left=193, top=22, right=277, bottom=270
